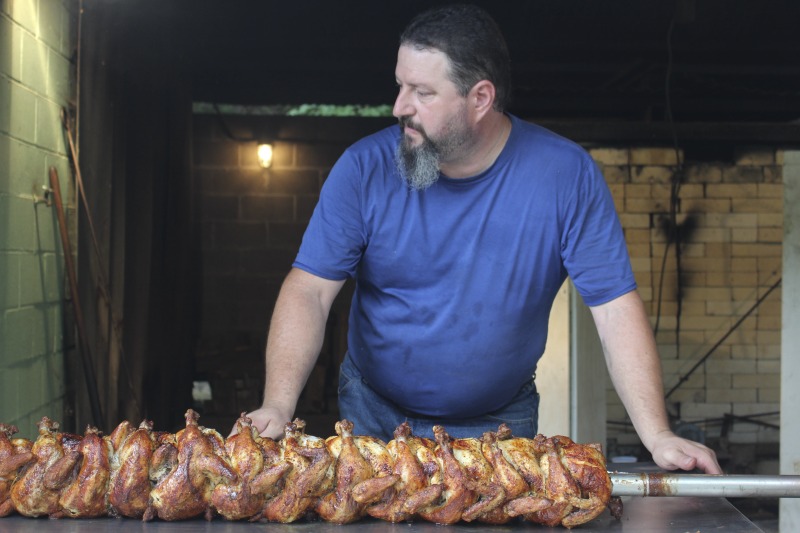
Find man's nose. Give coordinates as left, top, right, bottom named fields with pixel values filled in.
left=393, top=89, right=413, bottom=119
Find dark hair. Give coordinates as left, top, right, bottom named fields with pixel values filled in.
left=400, top=4, right=512, bottom=111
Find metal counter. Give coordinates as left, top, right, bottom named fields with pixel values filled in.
left=0, top=497, right=762, bottom=532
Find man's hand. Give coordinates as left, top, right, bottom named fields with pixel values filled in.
left=649, top=431, right=723, bottom=474
left=229, top=406, right=291, bottom=440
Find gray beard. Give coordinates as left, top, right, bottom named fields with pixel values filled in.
left=395, top=134, right=441, bottom=190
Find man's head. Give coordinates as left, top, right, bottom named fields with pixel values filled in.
left=399, top=4, right=511, bottom=113
left=393, top=4, right=511, bottom=189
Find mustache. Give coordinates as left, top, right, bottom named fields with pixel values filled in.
left=398, top=116, right=423, bottom=132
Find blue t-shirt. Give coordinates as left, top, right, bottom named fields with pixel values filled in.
left=294, top=114, right=636, bottom=418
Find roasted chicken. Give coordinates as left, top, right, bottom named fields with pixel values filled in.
left=0, top=424, right=33, bottom=517
left=354, top=421, right=442, bottom=522
left=108, top=420, right=157, bottom=518
left=144, top=409, right=237, bottom=521
left=210, top=413, right=290, bottom=521
left=261, top=418, right=333, bottom=523
left=0, top=414, right=615, bottom=529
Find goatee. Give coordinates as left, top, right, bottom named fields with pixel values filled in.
left=394, top=127, right=441, bottom=191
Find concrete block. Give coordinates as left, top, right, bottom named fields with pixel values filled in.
left=757, top=183, right=783, bottom=198
left=200, top=194, right=239, bottom=220
left=734, top=147, right=775, bottom=166
left=194, top=140, right=240, bottom=167
left=37, top=0, right=64, bottom=52
left=630, top=147, right=681, bottom=166
left=1, top=80, right=37, bottom=144
left=684, top=197, right=732, bottom=213
left=706, top=183, right=758, bottom=198
left=732, top=197, right=783, bottom=214
left=631, top=165, right=674, bottom=184
left=267, top=169, right=321, bottom=195
left=685, top=164, right=722, bottom=183
left=47, top=47, right=72, bottom=104
left=601, top=165, right=629, bottom=183
left=241, top=195, right=294, bottom=222
left=212, top=221, right=267, bottom=250
left=0, top=195, right=35, bottom=251
left=707, top=388, right=756, bottom=403
left=589, top=147, right=629, bottom=165
left=0, top=16, right=22, bottom=81
left=0, top=133, right=51, bottom=196
left=733, top=374, right=780, bottom=389
left=17, top=251, right=45, bottom=306
left=3, top=0, right=39, bottom=35
left=762, top=166, right=782, bottom=183
left=722, top=165, right=763, bottom=183
left=20, top=30, right=48, bottom=96
left=0, top=249, right=21, bottom=309
left=757, top=227, right=782, bottom=243
left=679, top=183, right=704, bottom=198
left=35, top=97, right=65, bottom=153
left=618, top=213, right=650, bottom=229
left=732, top=242, right=781, bottom=257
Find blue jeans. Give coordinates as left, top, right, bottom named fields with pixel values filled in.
left=337, top=352, right=539, bottom=442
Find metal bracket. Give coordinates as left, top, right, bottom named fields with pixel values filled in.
left=33, top=184, right=54, bottom=207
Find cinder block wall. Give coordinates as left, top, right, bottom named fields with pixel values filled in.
left=193, top=115, right=783, bottom=455
left=192, top=113, right=390, bottom=432
left=591, top=146, right=782, bottom=463
left=0, top=0, right=76, bottom=439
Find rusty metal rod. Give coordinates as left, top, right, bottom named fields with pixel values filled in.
left=610, top=472, right=800, bottom=498
left=49, top=166, right=104, bottom=427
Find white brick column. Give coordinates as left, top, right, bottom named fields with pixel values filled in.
left=781, top=149, right=800, bottom=530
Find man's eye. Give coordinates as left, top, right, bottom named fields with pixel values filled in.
left=416, top=90, right=432, bottom=98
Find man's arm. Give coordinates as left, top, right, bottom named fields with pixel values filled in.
left=238, top=268, right=345, bottom=439
left=590, top=290, right=722, bottom=474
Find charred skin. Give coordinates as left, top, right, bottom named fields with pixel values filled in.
left=54, top=426, right=112, bottom=518
left=358, top=422, right=439, bottom=523
left=211, top=413, right=289, bottom=521
left=0, top=416, right=614, bottom=528
left=108, top=420, right=156, bottom=518
left=261, top=419, right=332, bottom=523
left=146, top=410, right=237, bottom=521
left=417, top=425, right=478, bottom=525
left=315, top=420, right=375, bottom=523
left=0, top=425, right=33, bottom=517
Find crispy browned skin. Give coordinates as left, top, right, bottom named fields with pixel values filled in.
left=211, top=413, right=290, bottom=521
left=261, top=419, right=332, bottom=523
left=108, top=420, right=156, bottom=518
left=417, top=425, right=478, bottom=525
left=145, top=410, right=237, bottom=521
left=9, top=418, right=69, bottom=517
left=0, top=424, right=33, bottom=517
left=315, top=420, right=375, bottom=523
left=356, top=422, right=440, bottom=523
left=553, top=436, right=613, bottom=528
left=53, top=426, right=111, bottom=518
left=0, top=417, right=614, bottom=528
left=466, top=424, right=530, bottom=524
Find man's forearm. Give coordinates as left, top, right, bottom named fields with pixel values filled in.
left=261, top=268, right=344, bottom=416
left=591, top=291, right=672, bottom=450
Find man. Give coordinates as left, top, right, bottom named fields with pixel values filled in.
left=240, top=4, right=721, bottom=475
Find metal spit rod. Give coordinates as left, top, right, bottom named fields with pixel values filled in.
left=610, top=472, right=800, bottom=498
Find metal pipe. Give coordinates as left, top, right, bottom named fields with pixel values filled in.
left=49, top=166, right=105, bottom=427
left=610, top=472, right=800, bottom=498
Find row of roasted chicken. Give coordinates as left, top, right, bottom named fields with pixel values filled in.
left=0, top=409, right=616, bottom=528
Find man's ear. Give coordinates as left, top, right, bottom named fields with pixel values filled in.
left=470, top=80, right=496, bottom=118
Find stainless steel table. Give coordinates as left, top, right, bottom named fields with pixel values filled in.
left=0, top=497, right=762, bottom=532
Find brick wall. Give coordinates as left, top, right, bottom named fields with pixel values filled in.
left=192, top=113, right=390, bottom=431
left=0, top=0, right=76, bottom=439
left=591, top=146, right=782, bottom=463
